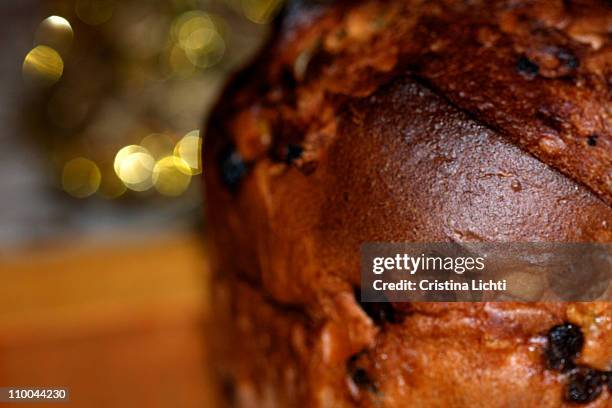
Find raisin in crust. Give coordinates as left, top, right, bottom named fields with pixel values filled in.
left=204, top=1, right=612, bottom=406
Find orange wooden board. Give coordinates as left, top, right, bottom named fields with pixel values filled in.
left=0, top=232, right=219, bottom=407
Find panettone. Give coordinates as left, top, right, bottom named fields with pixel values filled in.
left=204, top=1, right=612, bottom=406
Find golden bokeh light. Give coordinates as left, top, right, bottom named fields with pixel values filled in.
left=241, top=0, right=283, bottom=24
left=118, top=152, right=155, bottom=191
left=22, top=2, right=265, bottom=202
left=172, top=11, right=225, bottom=68
left=76, top=0, right=115, bottom=26
left=175, top=12, right=215, bottom=48
left=62, top=158, right=101, bottom=198
left=152, top=156, right=192, bottom=196
left=185, top=32, right=225, bottom=68
left=114, top=145, right=155, bottom=191
left=174, top=130, right=202, bottom=175
left=113, top=145, right=148, bottom=175
left=35, top=16, right=73, bottom=55
left=22, top=45, right=64, bottom=86
left=141, top=133, right=175, bottom=159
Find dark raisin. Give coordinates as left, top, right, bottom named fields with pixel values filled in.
left=517, top=55, right=539, bottom=78
left=284, top=143, right=303, bottom=164
left=354, top=288, right=399, bottom=325
left=352, top=368, right=373, bottom=386
left=280, top=67, right=297, bottom=90
left=273, top=68, right=298, bottom=106
left=220, top=375, right=236, bottom=404
left=219, top=145, right=247, bottom=192
left=587, top=134, right=598, bottom=147
left=299, top=160, right=318, bottom=175
left=565, top=368, right=603, bottom=404
left=556, top=48, right=579, bottom=70
left=546, top=323, right=584, bottom=371
left=604, top=371, right=612, bottom=391
left=347, top=355, right=377, bottom=393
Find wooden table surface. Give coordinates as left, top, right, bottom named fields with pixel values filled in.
left=0, top=232, right=219, bottom=407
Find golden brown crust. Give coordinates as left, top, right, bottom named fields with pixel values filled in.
left=211, top=277, right=612, bottom=407
left=204, top=1, right=612, bottom=406
left=216, top=0, right=612, bottom=204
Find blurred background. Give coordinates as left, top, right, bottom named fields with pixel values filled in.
left=0, top=0, right=282, bottom=406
